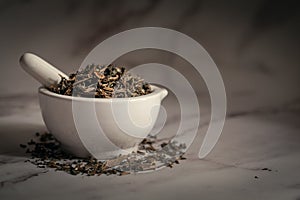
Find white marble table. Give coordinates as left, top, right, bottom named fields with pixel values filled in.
left=0, top=93, right=300, bottom=200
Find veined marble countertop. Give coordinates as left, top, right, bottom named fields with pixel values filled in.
left=0, top=94, right=300, bottom=200
left=0, top=1, right=300, bottom=200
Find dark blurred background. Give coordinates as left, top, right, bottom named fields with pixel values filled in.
left=0, top=0, right=299, bottom=113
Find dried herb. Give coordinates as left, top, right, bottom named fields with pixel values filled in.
left=261, top=167, right=272, bottom=171
left=49, top=64, right=152, bottom=98
left=22, top=132, right=186, bottom=176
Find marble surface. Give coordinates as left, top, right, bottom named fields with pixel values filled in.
left=0, top=1, right=300, bottom=199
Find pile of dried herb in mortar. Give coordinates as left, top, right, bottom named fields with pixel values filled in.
left=48, top=64, right=152, bottom=98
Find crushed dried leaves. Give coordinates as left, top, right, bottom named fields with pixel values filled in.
left=21, top=132, right=186, bottom=176
left=48, top=64, right=152, bottom=98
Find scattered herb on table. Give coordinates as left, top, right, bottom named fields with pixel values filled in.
left=21, top=132, right=186, bottom=176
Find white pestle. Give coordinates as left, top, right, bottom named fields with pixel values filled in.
left=19, top=53, right=69, bottom=87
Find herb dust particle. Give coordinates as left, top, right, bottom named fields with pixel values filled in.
left=48, top=64, right=152, bottom=98
left=21, top=132, right=187, bottom=176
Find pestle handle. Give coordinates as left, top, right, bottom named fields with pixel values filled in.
left=19, top=53, right=68, bottom=87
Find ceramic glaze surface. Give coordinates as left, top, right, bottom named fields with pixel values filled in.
left=38, top=85, right=168, bottom=159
